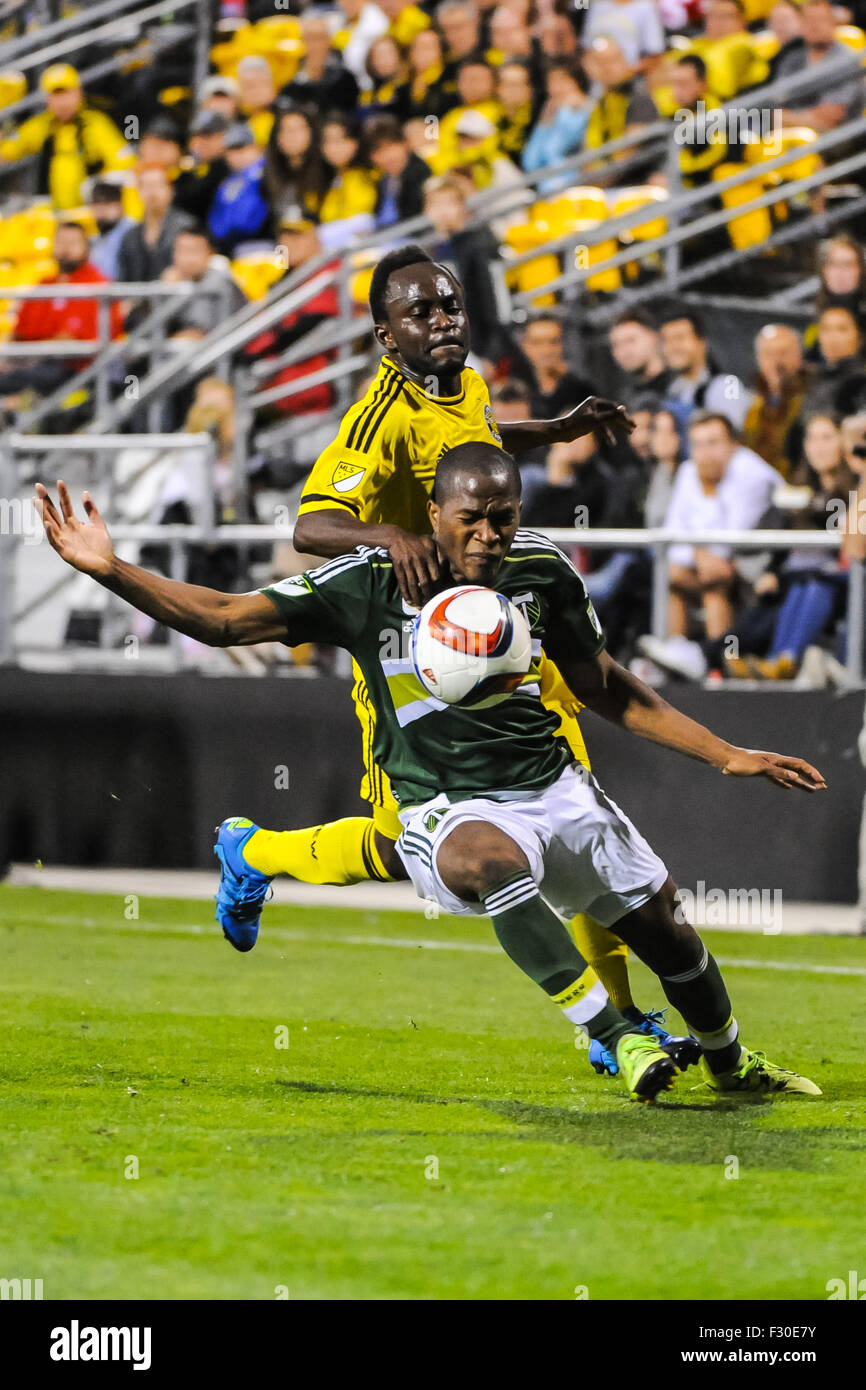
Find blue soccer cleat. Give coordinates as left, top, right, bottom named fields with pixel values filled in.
left=589, top=1038, right=619, bottom=1076
left=214, top=816, right=272, bottom=952
left=628, top=1006, right=702, bottom=1073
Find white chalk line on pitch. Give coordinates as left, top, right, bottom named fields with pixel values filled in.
left=6, top=913, right=866, bottom=977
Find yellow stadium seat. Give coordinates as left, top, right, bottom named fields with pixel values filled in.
left=741, top=0, right=774, bottom=21
left=230, top=256, right=284, bottom=301
left=533, top=185, right=607, bottom=225
left=744, top=126, right=821, bottom=183
left=834, top=25, right=866, bottom=52
left=608, top=186, right=668, bottom=242
left=712, top=162, right=773, bottom=250
left=0, top=70, right=26, bottom=109
left=751, top=31, right=780, bottom=62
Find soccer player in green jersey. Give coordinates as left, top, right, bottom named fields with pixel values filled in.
left=35, top=450, right=825, bottom=1102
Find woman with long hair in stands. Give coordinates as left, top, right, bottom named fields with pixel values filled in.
left=263, top=105, right=331, bottom=225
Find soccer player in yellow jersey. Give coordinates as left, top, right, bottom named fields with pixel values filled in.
left=231, top=245, right=688, bottom=1071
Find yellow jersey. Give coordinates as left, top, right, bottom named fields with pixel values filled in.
left=297, top=355, right=503, bottom=537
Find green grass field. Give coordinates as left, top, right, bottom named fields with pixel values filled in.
left=1, top=882, right=864, bottom=1301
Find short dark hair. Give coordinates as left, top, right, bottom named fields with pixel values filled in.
left=522, top=312, right=562, bottom=335
left=611, top=307, right=658, bottom=333
left=490, top=378, right=530, bottom=405
left=660, top=307, right=706, bottom=339
left=676, top=53, right=707, bottom=82
left=176, top=223, right=212, bottom=244
left=364, top=115, right=406, bottom=155
left=369, top=244, right=434, bottom=322
left=689, top=410, right=738, bottom=440
left=432, top=441, right=521, bottom=503
left=56, top=220, right=88, bottom=241
left=457, top=53, right=493, bottom=72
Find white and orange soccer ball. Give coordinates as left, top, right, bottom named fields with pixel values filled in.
left=411, top=585, right=532, bottom=709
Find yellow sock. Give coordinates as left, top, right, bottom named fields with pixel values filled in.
left=571, top=914, right=634, bottom=1012
left=243, top=818, right=395, bottom=884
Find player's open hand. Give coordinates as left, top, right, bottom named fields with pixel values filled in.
left=560, top=397, right=635, bottom=450
left=721, top=747, right=826, bottom=791
left=385, top=527, right=439, bottom=609
left=35, top=480, right=115, bottom=578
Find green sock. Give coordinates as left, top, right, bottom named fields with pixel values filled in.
left=660, top=943, right=742, bottom=1074
left=482, top=872, right=636, bottom=1054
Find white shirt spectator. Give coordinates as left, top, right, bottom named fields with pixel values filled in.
left=582, top=1, right=666, bottom=66
left=339, top=3, right=389, bottom=89
left=664, top=446, right=783, bottom=568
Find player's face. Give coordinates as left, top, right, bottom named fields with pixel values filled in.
left=378, top=264, right=469, bottom=382
left=430, top=472, right=521, bottom=586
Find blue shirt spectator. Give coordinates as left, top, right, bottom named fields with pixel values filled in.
left=207, top=123, right=271, bottom=256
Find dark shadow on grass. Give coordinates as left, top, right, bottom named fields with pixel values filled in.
left=275, top=1079, right=855, bottom=1172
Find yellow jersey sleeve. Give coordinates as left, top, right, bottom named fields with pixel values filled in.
left=0, top=112, right=51, bottom=161
left=298, top=365, right=407, bottom=521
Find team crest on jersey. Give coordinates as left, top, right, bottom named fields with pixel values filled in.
left=332, top=460, right=367, bottom=493
left=425, top=809, right=446, bottom=833
left=484, top=404, right=502, bottom=445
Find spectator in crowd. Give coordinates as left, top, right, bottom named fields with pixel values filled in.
left=172, top=111, right=230, bottom=224
left=668, top=54, right=730, bottom=188
left=521, top=57, right=588, bottom=188
left=523, top=429, right=636, bottom=531
left=723, top=415, right=855, bottom=680
left=803, top=306, right=865, bottom=416
left=487, top=5, right=544, bottom=86
left=88, top=178, right=137, bottom=280
left=264, top=107, right=331, bottom=226
left=360, top=35, right=409, bottom=117
left=208, top=123, right=271, bottom=256
left=401, top=28, right=456, bottom=120
left=767, top=0, right=804, bottom=70
left=377, top=0, right=431, bottom=48
left=660, top=307, right=755, bottom=440
left=0, top=63, right=132, bottom=210
left=424, top=174, right=509, bottom=365
left=237, top=55, right=277, bottom=147
left=841, top=413, right=866, bottom=477
left=281, top=13, right=360, bottom=114
left=447, top=110, right=527, bottom=227
left=609, top=308, right=672, bottom=407
left=582, top=0, right=666, bottom=72
left=489, top=377, right=548, bottom=511
left=333, top=0, right=389, bottom=90
left=200, top=75, right=241, bottom=123
left=776, top=0, right=866, bottom=130
left=627, top=394, right=658, bottom=463
left=245, top=217, right=340, bottom=419
left=743, top=324, right=812, bottom=478
left=437, top=56, right=503, bottom=167
left=118, top=165, right=193, bottom=283
left=644, top=406, right=683, bottom=527
left=438, top=1, right=483, bottom=87
left=815, top=235, right=866, bottom=330
left=318, top=115, right=378, bottom=247
left=160, top=226, right=246, bottom=340
left=638, top=412, right=783, bottom=680
left=582, top=37, right=660, bottom=184
left=0, top=222, right=122, bottom=410
left=137, top=116, right=183, bottom=174
left=681, top=0, right=769, bottom=100
left=514, top=312, right=596, bottom=418
left=366, top=116, right=431, bottom=226
left=496, top=59, right=538, bottom=161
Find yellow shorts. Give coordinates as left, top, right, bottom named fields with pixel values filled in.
left=351, top=655, right=591, bottom=844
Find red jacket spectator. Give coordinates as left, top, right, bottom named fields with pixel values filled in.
left=245, top=232, right=342, bottom=414
left=15, top=262, right=123, bottom=367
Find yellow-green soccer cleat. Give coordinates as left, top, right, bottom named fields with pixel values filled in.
left=615, top=1032, right=679, bottom=1104
left=694, top=1048, right=822, bottom=1097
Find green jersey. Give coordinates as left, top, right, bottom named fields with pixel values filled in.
left=261, top=529, right=605, bottom=808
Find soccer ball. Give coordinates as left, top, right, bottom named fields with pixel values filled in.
left=411, top=585, right=532, bottom=708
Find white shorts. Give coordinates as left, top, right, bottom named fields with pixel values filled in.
left=397, top=762, right=668, bottom=925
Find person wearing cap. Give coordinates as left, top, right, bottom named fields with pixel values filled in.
left=208, top=122, right=271, bottom=256
left=200, top=75, right=241, bottom=124
left=365, top=116, right=431, bottom=228
left=0, top=63, right=132, bottom=209
left=173, top=111, right=230, bottom=223
left=88, top=178, right=138, bottom=280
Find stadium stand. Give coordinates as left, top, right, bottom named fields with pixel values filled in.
left=0, top=0, right=864, bottom=702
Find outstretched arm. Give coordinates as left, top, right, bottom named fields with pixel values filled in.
left=551, top=645, right=826, bottom=792
left=35, top=481, right=286, bottom=647
left=498, top=396, right=635, bottom=455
